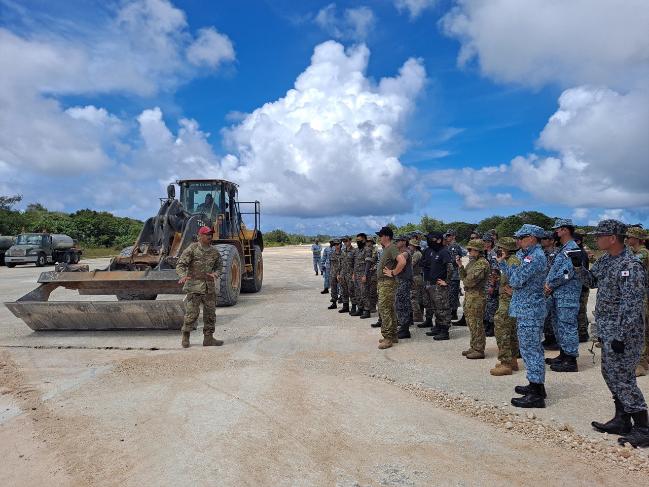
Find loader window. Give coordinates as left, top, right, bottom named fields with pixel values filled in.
left=180, top=182, right=222, bottom=217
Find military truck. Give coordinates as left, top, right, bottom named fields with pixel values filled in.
left=4, top=233, right=82, bottom=268
left=0, top=236, right=16, bottom=266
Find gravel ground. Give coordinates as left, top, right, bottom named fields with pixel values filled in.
left=0, top=246, right=648, bottom=486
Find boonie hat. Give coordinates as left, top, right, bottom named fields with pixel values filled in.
left=466, top=239, right=485, bottom=251
left=496, top=237, right=517, bottom=252
left=627, top=227, right=648, bottom=240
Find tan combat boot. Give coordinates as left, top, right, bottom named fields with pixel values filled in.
left=378, top=339, right=394, bottom=349
left=466, top=350, right=485, bottom=359
left=203, top=334, right=224, bottom=347
left=635, top=364, right=648, bottom=377
left=181, top=332, right=190, bottom=348
left=462, top=348, right=474, bottom=357
left=510, top=358, right=519, bottom=371
left=490, top=361, right=513, bottom=376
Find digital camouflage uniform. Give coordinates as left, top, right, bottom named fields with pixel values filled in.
left=329, top=246, right=342, bottom=301
left=311, top=243, right=322, bottom=274
left=361, top=242, right=377, bottom=312
left=494, top=249, right=520, bottom=363
left=410, top=243, right=424, bottom=322
left=339, top=244, right=356, bottom=306
left=543, top=244, right=559, bottom=341
left=378, top=243, right=399, bottom=341
left=484, top=248, right=500, bottom=325
left=631, top=244, right=649, bottom=371
left=459, top=241, right=490, bottom=353
left=578, top=242, right=647, bottom=414
left=353, top=243, right=367, bottom=312
left=447, top=242, right=465, bottom=314
left=366, top=243, right=379, bottom=312
left=176, top=242, right=223, bottom=334
left=499, top=236, right=548, bottom=384
left=395, top=249, right=413, bottom=331
left=321, top=244, right=332, bottom=290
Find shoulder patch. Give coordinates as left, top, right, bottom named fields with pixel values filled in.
left=523, top=256, right=533, bottom=263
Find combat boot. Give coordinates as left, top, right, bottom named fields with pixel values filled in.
left=360, top=309, right=371, bottom=319
left=466, top=350, right=485, bottom=359
left=510, top=358, right=519, bottom=371
left=328, top=302, right=337, bottom=309
left=203, top=334, right=224, bottom=346
left=378, top=339, right=395, bottom=349
left=462, top=348, right=474, bottom=356
left=397, top=327, right=411, bottom=339
left=320, top=288, right=329, bottom=294
left=511, top=383, right=546, bottom=408
left=371, top=318, right=382, bottom=328
left=338, top=302, right=349, bottom=313
left=181, top=332, right=190, bottom=348
left=453, top=315, right=467, bottom=326
left=545, top=349, right=565, bottom=365
left=417, top=315, right=433, bottom=329
left=618, top=411, right=649, bottom=448
left=550, top=354, right=578, bottom=372
left=514, top=382, right=547, bottom=398
left=490, top=361, right=513, bottom=376
left=451, top=308, right=458, bottom=321
left=349, top=304, right=361, bottom=316
left=636, top=363, right=648, bottom=377
left=484, top=320, right=495, bottom=337
left=337, top=297, right=343, bottom=304
left=426, top=322, right=442, bottom=336
left=432, top=327, right=450, bottom=341
left=592, top=397, right=632, bottom=435
left=578, top=332, right=590, bottom=343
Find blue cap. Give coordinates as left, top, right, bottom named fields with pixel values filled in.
left=513, top=224, right=546, bottom=238
left=551, top=218, right=574, bottom=229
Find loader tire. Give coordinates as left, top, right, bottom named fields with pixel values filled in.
left=215, top=244, right=241, bottom=306
left=241, top=245, right=263, bottom=293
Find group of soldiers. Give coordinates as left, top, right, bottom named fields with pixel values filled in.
left=313, top=218, right=649, bottom=448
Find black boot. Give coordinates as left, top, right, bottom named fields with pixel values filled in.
left=320, top=288, right=329, bottom=294
left=371, top=318, right=382, bottom=328
left=418, top=315, right=433, bottom=329
left=338, top=302, right=349, bottom=313
left=511, top=382, right=546, bottom=408
left=451, top=308, right=458, bottom=321
left=542, top=335, right=559, bottom=350
left=545, top=349, right=565, bottom=365
left=514, top=382, right=548, bottom=398
left=426, top=323, right=442, bottom=336
left=328, top=302, right=337, bottom=310
left=338, top=297, right=343, bottom=304
left=432, top=326, right=450, bottom=341
left=618, top=411, right=649, bottom=448
left=550, top=353, right=578, bottom=372
left=397, top=327, right=411, bottom=339
left=360, top=309, right=371, bottom=319
left=453, top=315, right=467, bottom=327
left=578, top=332, right=590, bottom=343
left=484, top=320, right=494, bottom=337
left=349, top=304, right=361, bottom=316
left=592, top=397, right=632, bottom=435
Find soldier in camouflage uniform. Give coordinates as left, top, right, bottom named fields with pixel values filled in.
left=360, top=236, right=377, bottom=319
left=575, top=220, right=649, bottom=448
left=320, top=240, right=332, bottom=294
left=626, top=227, right=649, bottom=377
left=445, top=230, right=466, bottom=321
left=409, top=239, right=424, bottom=323
left=422, top=232, right=453, bottom=341
left=338, top=237, right=355, bottom=314
left=574, top=230, right=591, bottom=342
left=482, top=235, right=500, bottom=337
left=393, top=236, right=414, bottom=339
left=176, top=226, right=224, bottom=348
left=458, top=240, right=490, bottom=359
left=541, top=231, right=560, bottom=350
left=328, top=239, right=342, bottom=309
left=377, top=226, right=399, bottom=349
left=498, top=224, right=548, bottom=408
left=351, top=233, right=368, bottom=317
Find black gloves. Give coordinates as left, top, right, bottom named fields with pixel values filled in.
left=611, top=339, right=625, bottom=354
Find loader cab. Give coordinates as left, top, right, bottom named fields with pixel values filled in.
left=177, top=179, right=240, bottom=238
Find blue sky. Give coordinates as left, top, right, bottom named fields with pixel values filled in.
left=1, top=0, right=647, bottom=234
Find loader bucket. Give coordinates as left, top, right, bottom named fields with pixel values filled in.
left=5, top=268, right=186, bottom=331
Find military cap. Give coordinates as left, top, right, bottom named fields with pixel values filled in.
left=395, top=234, right=408, bottom=242
left=466, top=239, right=485, bottom=251
left=481, top=233, right=495, bottom=242
left=513, top=224, right=546, bottom=238
left=574, top=228, right=587, bottom=237
left=444, top=229, right=456, bottom=237
left=589, top=219, right=627, bottom=236
left=496, top=237, right=517, bottom=251
left=332, top=238, right=341, bottom=245
left=408, top=238, right=420, bottom=247
left=626, top=227, right=647, bottom=240
left=366, top=235, right=375, bottom=242
left=551, top=218, right=574, bottom=229
left=427, top=231, right=444, bottom=240
left=376, top=226, right=393, bottom=238
left=540, top=230, right=554, bottom=240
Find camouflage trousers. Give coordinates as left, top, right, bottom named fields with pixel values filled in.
left=518, top=317, right=546, bottom=384
left=494, top=298, right=519, bottom=363
left=424, top=283, right=451, bottom=328
left=544, top=297, right=557, bottom=338
left=339, top=272, right=354, bottom=303
left=602, top=337, right=647, bottom=413
left=395, top=279, right=412, bottom=329
left=639, top=298, right=649, bottom=369
left=329, top=271, right=338, bottom=300
left=464, top=291, right=486, bottom=352
left=449, top=279, right=461, bottom=311
left=484, top=289, right=499, bottom=323
left=578, top=287, right=590, bottom=337
left=552, top=305, right=579, bottom=357
left=368, top=276, right=378, bottom=311
left=354, top=278, right=365, bottom=311
left=360, top=276, right=377, bottom=311
left=182, top=291, right=216, bottom=334
left=410, top=275, right=424, bottom=322
left=378, top=279, right=398, bottom=341
left=322, top=265, right=330, bottom=290
left=313, top=257, right=320, bottom=273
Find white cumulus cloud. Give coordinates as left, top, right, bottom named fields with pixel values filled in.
left=394, top=0, right=437, bottom=19
left=315, top=4, right=375, bottom=41
left=187, top=27, right=236, bottom=68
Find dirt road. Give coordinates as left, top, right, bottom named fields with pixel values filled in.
left=1, top=246, right=647, bottom=486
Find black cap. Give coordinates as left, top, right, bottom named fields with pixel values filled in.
left=427, top=231, right=444, bottom=240
left=376, top=226, right=393, bottom=238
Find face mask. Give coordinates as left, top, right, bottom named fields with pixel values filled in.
left=427, top=239, right=443, bottom=251
left=356, top=240, right=365, bottom=249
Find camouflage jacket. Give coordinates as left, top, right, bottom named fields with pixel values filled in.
left=176, top=242, right=222, bottom=294
left=311, top=243, right=322, bottom=259
left=330, top=249, right=342, bottom=275
left=411, top=249, right=423, bottom=279
left=499, top=244, right=547, bottom=320
left=446, top=243, right=465, bottom=280
left=353, top=245, right=367, bottom=277
left=321, top=246, right=332, bottom=271
left=459, top=256, right=490, bottom=294
left=341, top=246, right=356, bottom=276
left=545, top=239, right=581, bottom=308
left=498, top=254, right=520, bottom=303
left=365, top=245, right=379, bottom=278
left=633, top=247, right=649, bottom=270
left=577, top=248, right=647, bottom=342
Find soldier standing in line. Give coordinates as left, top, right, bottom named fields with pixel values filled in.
left=575, top=220, right=648, bottom=447
left=421, top=232, right=453, bottom=341
left=351, top=233, right=368, bottom=317
left=176, top=226, right=224, bottom=349
left=626, top=227, right=649, bottom=377
left=327, top=239, right=342, bottom=309
left=574, top=230, right=591, bottom=343
left=482, top=234, right=500, bottom=337
left=544, top=218, right=582, bottom=373
left=320, top=240, right=333, bottom=295
left=360, top=235, right=377, bottom=319
left=498, top=224, right=548, bottom=408
left=445, top=229, right=466, bottom=321
left=311, top=240, right=322, bottom=276
left=371, top=238, right=384, bottom=328
left=458, top=239, right=491, bottom=359
left=338, top=237, right=354, bottom=314
left=393, top=236, right=414, bottom=339
left=490, top=237, right=520, bottom=376
left=541, top=231, right=560, bottom=350
left=376, top=226, right=400, bottom=349
left=408, top=238, right=424, bottom=323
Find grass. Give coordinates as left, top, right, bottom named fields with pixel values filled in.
left=81, top=247, right=119, bottom=259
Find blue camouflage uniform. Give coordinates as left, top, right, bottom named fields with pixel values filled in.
left=499, top=225, right=548, bottom=384
left=546, top=229, right=582, bottom=357
left=311, top=243, right=322, bottom=274
left=321, top=244, right=332, bottom=290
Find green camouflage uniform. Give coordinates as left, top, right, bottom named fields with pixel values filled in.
left=378, top=243, right=399, bottom=341
left=410, top=248, right=424, bottom=322
left=633, top=246, right=649, bottom=369
left=366, top=244, right=379, bottom=311
left=460, top=255, right=490, bottom=352
left=494, top=253, right=520, bottom=362
left=176, top=242, right=222, bottom=334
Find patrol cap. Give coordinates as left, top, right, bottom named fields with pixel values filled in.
left=466, top=239, right=485, bottom=251
left=395, top=235, right=408, bottom=242
left=198, top=226, right=214, bottom=235
left=589, top=219, right=627, bottom=237
left=408, top=238, right=420, bottom=248
left=444, top=229, right=456, bottom=237
left=551, top=218, right=574, bottom=229
left=496, top=237, right=517, bottom=252
left=427, top=231, right=444, bottom=240
left=376, top=226, right=393, bottom=238
left=513, top=224, right=546, bottom=239
left=332, top=238, right=341, bottom=245
left=625, top=227, right=647, bottom=240
left=341, top=235, right=351, bottom=241
left=540, top=230, right=554, bottom=240
left=481, top=233, right=495, bottom=242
